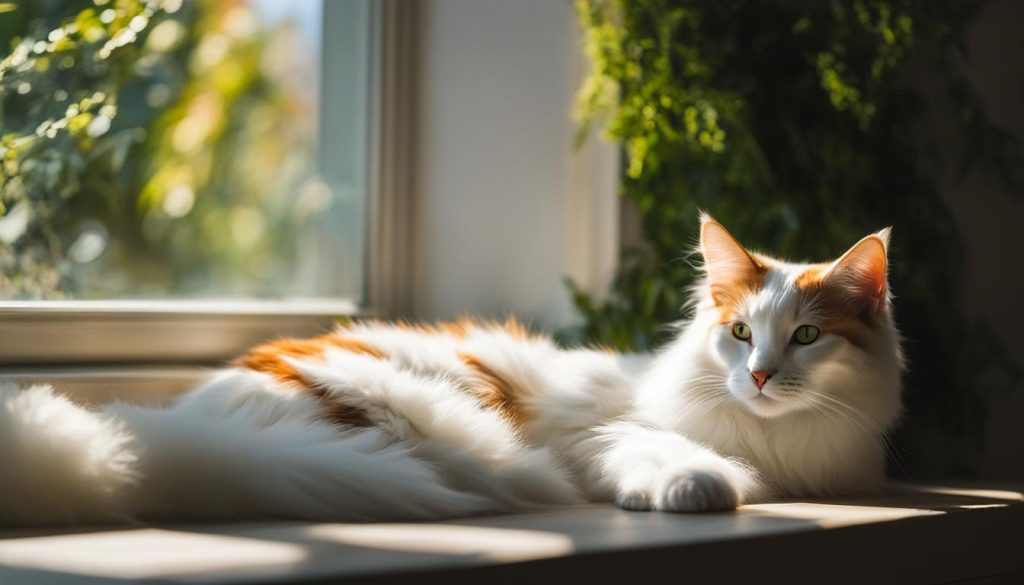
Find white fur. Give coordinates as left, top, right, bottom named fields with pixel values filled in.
left=0, top=384, right=138, bottom=525
left=0, top=221, right=902, bottom=525
left=108, top=372, right=500, bottom=522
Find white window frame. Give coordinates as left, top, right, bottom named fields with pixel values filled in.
left=0, top=1, right=419, bottom=399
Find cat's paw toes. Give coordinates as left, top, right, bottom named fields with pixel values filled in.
left=653, top=468, right=738, bottom=512
left=615, top=489, right=652, bottom=511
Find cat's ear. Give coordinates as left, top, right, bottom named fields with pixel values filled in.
left=700, top=214, right=763, bottom=289
left=824, top=228, right=891, bottom=310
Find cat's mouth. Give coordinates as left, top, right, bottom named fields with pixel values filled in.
left=741, top=391, right=791, bottom=415
left=740, top=389, right=810, bottom=418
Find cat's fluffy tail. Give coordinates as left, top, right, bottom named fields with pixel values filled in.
left=0, top=384, right=495, bottom=526
left=0, top=384, right=139, bottom=525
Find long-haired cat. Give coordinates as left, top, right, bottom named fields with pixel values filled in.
left=0, top=215, right=902, bottom=525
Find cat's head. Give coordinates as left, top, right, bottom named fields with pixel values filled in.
left=696, top=214, right=903, bottom=420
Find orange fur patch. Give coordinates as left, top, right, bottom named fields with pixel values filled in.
left=794, top=267, right=878, bottom=349
left=493, top=316, right=533, bottom=340
left=235, top=335, right=384, bottom=428
left=341, top=316, right=532, bottom=339
left=238, top=318, right=539, bottom=430
left=711, top=262, right=768, bottom=323
left=458, top=352, right=529, bottom=428
left=392, top=319, right=471, bottom=338
left=793, top=263, right=830, bottom=289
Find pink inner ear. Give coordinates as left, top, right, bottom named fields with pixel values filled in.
left=827, top=235, right=888, bottom=300
left=700, top=219, right=762, bottom=287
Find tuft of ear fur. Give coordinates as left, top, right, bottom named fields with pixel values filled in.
left=873, top=226, right=892, bottom=249
left=824, top=229, right=891, bottom=312
left=699, top=214, right=763, bottom=290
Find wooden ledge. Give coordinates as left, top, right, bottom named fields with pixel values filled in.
left=0, top=483, right=1021, bottom=584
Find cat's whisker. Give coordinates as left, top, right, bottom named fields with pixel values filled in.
left=816, top=403, right=907, bottom=476
left=683, top=375, right=728, bottom=385
left=681, top=387, right=735, bottom=419
left=805, top=391, right=884, bottom=436
left=804, top=391, right=885, bottom=435
left=685, top=395, right=734, bottom=421
left=810, top=401, right=885, bottom=454
left=686, top=382, right=728, bottom=392
left=803, top=391, right=909, bottom=476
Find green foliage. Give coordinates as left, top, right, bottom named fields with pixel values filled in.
left=0, top=0, right=317, bottom=298
left=570, top=0, right=1022, bottom=476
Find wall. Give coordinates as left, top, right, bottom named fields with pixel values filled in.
left=413, top=0, right=617, bottom=330
left=945, top=0, right=1024, bottom=478
left=951, top=0, right=1024, bottom=368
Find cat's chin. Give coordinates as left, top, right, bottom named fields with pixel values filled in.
left=736, top=392, right=803, bottom=418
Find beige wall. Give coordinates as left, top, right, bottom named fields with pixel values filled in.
left=414, top=0, right=617, bottom=329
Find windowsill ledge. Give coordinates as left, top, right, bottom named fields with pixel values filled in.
left=0, top=482, right=1021, bottom=584
left=0, top=299, right=359, bottom=366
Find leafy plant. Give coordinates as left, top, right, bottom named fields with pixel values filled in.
left=569, top=0, right=1022, bottom=476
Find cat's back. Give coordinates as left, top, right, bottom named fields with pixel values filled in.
left=204, top=317, right=634, bottom=446
left=216, top=318, right=612, bottom=433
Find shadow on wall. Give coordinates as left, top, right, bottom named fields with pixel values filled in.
left=943, top=0, right=1024, bottom=479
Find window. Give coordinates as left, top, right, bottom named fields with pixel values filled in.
left=0, top=0, right=410, bottom=373
left=1, top=0, right=370, bottom=302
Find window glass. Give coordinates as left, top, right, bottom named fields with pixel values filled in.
left=0, top=0, right=365, bottom=300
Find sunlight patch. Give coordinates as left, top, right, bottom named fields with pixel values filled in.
left=0, top=529, right=308, bottom=579
left=305, top=523, right=574, bottom=562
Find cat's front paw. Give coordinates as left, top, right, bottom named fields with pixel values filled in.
left=615, top=489, right=653, bottom=511
left=652, top=467, right=737, bottom=512
left=615, top=460, right=752, bottom=513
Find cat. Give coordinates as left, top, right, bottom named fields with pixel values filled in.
left=0, top=214, right=903, bottom=525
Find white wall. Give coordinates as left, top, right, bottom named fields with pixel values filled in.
left=413, top=0, right=617, bottom=330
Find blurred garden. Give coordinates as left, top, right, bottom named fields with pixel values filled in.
left=0, top=0, right=323, bottom=299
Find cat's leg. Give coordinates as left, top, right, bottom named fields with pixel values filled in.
left=490, top=348, right=758, bottom=512
left=563, top=421, right=761, bottom=512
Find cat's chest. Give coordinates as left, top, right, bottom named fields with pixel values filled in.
left=678, top=411, right=880, bottom=495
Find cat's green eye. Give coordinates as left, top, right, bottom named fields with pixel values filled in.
left=731, top=322, right=752, bottom=341
left=792, top=325, right=820, bottom=345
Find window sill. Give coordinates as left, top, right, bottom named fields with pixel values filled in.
left=0, top=299, right=359, bottom=366
left=0, top=483, right=1020, bottom=584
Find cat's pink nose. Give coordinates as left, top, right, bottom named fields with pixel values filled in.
left=750, top=369, right=775, bottom=390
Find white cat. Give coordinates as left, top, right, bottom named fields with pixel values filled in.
left=0, top=215, right=902, bottom=525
